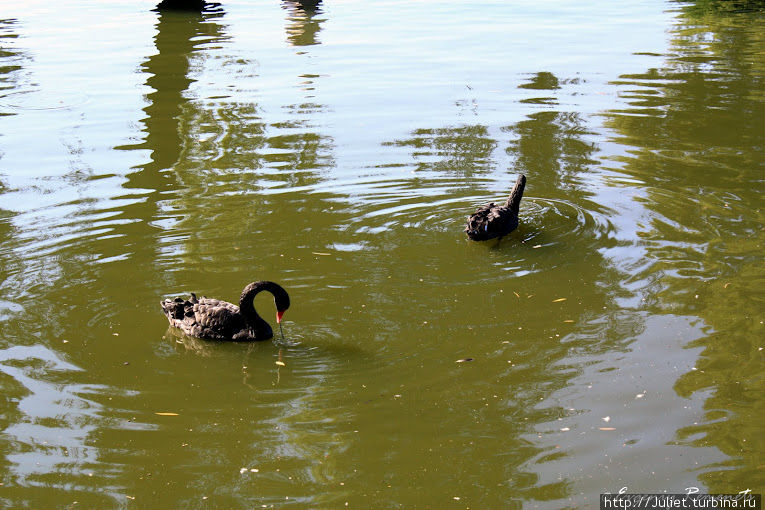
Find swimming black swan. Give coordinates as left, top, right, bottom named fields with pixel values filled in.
left=465, top=174, right=526, bottom=241
left=160, top=281, right=290, bottom=341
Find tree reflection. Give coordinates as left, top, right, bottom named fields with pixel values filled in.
left=385, top=124, right=497, bottom=178
left=282, top=0, right=325, bottom=47
left=604, top=5, right=764, bottom=491
left=0, top=18, right=32, bottom=108
left=503, top=112, right=599, bottom=205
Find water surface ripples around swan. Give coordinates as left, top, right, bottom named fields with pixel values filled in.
left=0, top=0, right=763, bottom=507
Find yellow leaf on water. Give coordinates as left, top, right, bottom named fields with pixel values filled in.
left=513, top=292, right=520, bottom=298
left=563, top=320, right=574, bottom=323
left=155, top=412, right=179, bottom=416
left=552, top=298, right=567, bottom=302
left=599, top=427, right=616, bottom=431
left=312, top=252, right=331, bottom=256
left=275, top=361, right=286, bottom=367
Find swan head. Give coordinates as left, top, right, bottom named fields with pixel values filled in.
left=269, top=282, right=290, bottom=323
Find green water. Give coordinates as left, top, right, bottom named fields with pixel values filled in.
left=0, top=0, right=762, bottom=507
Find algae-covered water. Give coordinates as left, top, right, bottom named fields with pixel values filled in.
left=0, top=0, right=762, bottom=507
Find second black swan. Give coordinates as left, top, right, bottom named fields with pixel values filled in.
left=465, top=174, right=526, bottom=241
left=160, top=281, right=290, bottom=341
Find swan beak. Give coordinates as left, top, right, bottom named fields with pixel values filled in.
left=276, top=310, right=285, bottom=323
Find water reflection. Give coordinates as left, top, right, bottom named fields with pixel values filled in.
left=603, top=4, right=764, bottom=493
left=0, top=345, right=146, bottom=506
left=0, top=18, right=31, bottom=112
left=0, top=0, right=762, bottom=506
left=385, top=124, right=497, bottom=177
left=282, top=0, right=325, bottom=47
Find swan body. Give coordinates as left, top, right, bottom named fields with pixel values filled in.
left=160, top=281, right=290, bottom=341
left=465, top=174, right=526, bottom=241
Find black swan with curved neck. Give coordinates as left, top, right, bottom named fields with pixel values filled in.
left=465, top=174, right=526, bottom=241
left=160, top=281, right=290, bottom=341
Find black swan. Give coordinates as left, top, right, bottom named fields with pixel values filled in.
left=465, top=174, right=526, bottom=241
left=160, top=281, right=290, bottom=341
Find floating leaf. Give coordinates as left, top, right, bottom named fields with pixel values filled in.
left=560, top=427, right=570, bottom=432
left=552, top=298, right=567, bottom=303
left=599, top=427, right=616, bottom=431
left=155, top=412, right=179, bottom=416
left=275, top=361, right=286, bottom=367
left=532, top=244, right=542, bottom=248
left=312, top=252, right=331, bottom=256
left=513, top=292, right=520, bottom=298
left=456, top=358, right=474, bottom=363
left=563, top=319, right=574, bottom=323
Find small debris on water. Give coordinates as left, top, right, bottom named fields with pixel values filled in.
left=563, top=319, right=574, bottom=323
left=560, top=427, right=570, bottom=432
left=599, top=427, right=616, bottom=431
left=513, top=291, right=520, bottom=298
left=312, top=252, right=331, bottom=256
left=155, top=412, right=179, bottom=416
left=112, top=333, right=119, bottom=336
left=275, top=361, right=286, bottom=367
left=532, top=244, right=542, bottom=248
left=636, top=393, right=645, bottom=399
left=553, top=298, right=567, bottom=302
left=456, top=358, right=474, bottom=363
left=240, top=468, right=247, bottom=474
left=602, top=416, right=610, bottom=422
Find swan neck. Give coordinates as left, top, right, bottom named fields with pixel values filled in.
left=239, top=282, right=266, bottom=329
left=238, top=281, right=290, bottom=332
left=506, top=174, right=526, bottom=214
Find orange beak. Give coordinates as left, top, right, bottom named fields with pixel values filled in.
left=276, top=310, right=285, bottom=323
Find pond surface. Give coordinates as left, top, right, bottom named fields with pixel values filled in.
left=0, top=0, right=763, bottom=507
